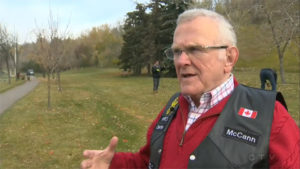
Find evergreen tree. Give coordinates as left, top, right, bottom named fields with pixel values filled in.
left=119, top=3, right=150, bottom=75
left=119, top=0, right=192, bottom=76
left=153, top=0, right=191, bottom=76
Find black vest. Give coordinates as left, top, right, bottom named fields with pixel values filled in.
left=149, top=85, right=277, bottom=169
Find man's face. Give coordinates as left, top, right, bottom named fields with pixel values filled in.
left=173, top=17, right=230, bottom=101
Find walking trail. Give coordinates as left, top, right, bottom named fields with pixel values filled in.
left=0, top=77, right=39, bottom=115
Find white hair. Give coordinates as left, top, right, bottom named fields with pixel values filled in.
left=177, top=8, right=237, bottom=46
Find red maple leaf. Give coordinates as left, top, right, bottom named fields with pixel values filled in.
left=244, top=111, right=250, bottom=116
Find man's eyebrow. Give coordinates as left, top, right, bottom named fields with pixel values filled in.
left=187, top=45, right=205, bottom=48
left=171, top=43, right=206, bottom=49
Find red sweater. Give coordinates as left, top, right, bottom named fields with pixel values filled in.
left=110, top=86, right=300, bottom=169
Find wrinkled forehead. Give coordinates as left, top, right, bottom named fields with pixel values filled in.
left=172, top=17, right=221, bottom=48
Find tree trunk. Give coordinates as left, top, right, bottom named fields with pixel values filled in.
left=47, top=72, right=51, bottom=109
left=52, top=71, right=55, bottom=79
left=279, top=53, right=286, bottom=84
left=147, top=63, right=150, bottom=75
left=134, top=64, right=141, bottom=75
left=5, top=55, right=11, bottom=85
left=265, top=9, right=287, bottom=84
left=57, top=71, right=62, bottom=92
left=15, top=43, right=19, bottom=81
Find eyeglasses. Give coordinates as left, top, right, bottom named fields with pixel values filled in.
left=164, top=45, right=228, bottom=60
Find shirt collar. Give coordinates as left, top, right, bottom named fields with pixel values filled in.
left=184, top=74, right=234, bottom=108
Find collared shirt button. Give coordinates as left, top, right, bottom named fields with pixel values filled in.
left=190, top=154, right=196, bottom=160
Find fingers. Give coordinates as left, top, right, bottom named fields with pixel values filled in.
left=81, top=136, right=119, bottom=169
left=83, top=150, right=102, bottom=158
left=107, top=136, right=118, bottom=153
left=83, top=136, right=118, bottom=158
left=81, top=159, right=92, bottom=169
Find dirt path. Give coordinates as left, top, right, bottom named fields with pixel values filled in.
left=0, top=77, right=39, bottom=115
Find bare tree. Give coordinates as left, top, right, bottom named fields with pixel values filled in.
left=220, top=0, right=259, bottom=30
left=51, top=37, right=65, bottom=92
left=14, top=36, right=20, bottom=81
left=259, top=0, right=299, bottom=83
left=34, top=10, right=69, bottom=109
left=0, top=25, right=14, bottom=84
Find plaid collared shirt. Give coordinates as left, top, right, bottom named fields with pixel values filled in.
left=184, top=75, right=234, bottom=131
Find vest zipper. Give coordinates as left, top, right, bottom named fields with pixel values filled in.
left=179, top=114, right=220, bottom=146
left=179, top=109, right=187, bottom=147
left=179, top=130, right=187, bottom=146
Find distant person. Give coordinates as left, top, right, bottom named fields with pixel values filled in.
left=152, top=61, right=163, bottom=93
left=81, top=8, right=299, bottom=169
left=260, top=68, right=277, bottom=91
left=16, top=72, right=20, bottom=80
left=26, top=70, right=31, bottom=81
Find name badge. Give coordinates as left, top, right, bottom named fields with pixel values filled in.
left=223, top=127, right=259, bottom=146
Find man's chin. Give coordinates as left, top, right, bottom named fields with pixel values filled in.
left=180, top=85, right=203, bottom=97
left=180, top=89, right=196, bottom=97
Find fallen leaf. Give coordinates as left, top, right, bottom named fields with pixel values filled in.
left=49, top=150, right=54, bottom=155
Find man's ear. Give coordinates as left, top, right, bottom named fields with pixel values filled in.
left=224, top=46, right=239, bottom=73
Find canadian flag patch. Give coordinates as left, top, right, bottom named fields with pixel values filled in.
left=238, top=107, right=258, bottom=119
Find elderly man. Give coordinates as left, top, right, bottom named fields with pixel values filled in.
left=81, top=8, right=299, bottom=169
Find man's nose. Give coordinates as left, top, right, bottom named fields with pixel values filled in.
left=175, top=50, right=191, bottom=65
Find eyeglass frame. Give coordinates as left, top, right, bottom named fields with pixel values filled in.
left=164, top=45, right=228, bottom=60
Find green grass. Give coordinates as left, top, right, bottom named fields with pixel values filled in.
left=0, top=68, right=298, bottom=169
left=0, top=68, right=179, bottom=169
left=0, top=76, right=26, bottom=93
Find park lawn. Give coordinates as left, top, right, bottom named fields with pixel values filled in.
left=0, top=68, right=298, bottom=169
left=0, top=79, right=26, bottom=93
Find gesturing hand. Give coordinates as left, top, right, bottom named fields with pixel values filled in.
left=81, top=136, right=119, bottom=169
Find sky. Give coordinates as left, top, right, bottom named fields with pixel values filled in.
left=0, top=0, right=149, bottom=43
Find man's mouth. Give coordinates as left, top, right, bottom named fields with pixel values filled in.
left=182, top=73, right=196, bottom=78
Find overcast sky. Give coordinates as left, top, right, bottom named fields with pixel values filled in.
left=0, top=0, right=149, bottom=43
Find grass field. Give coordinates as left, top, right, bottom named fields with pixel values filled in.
left=0, top=68, right=299, bottom=169
left=0, top=78, right=26, bottom=93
